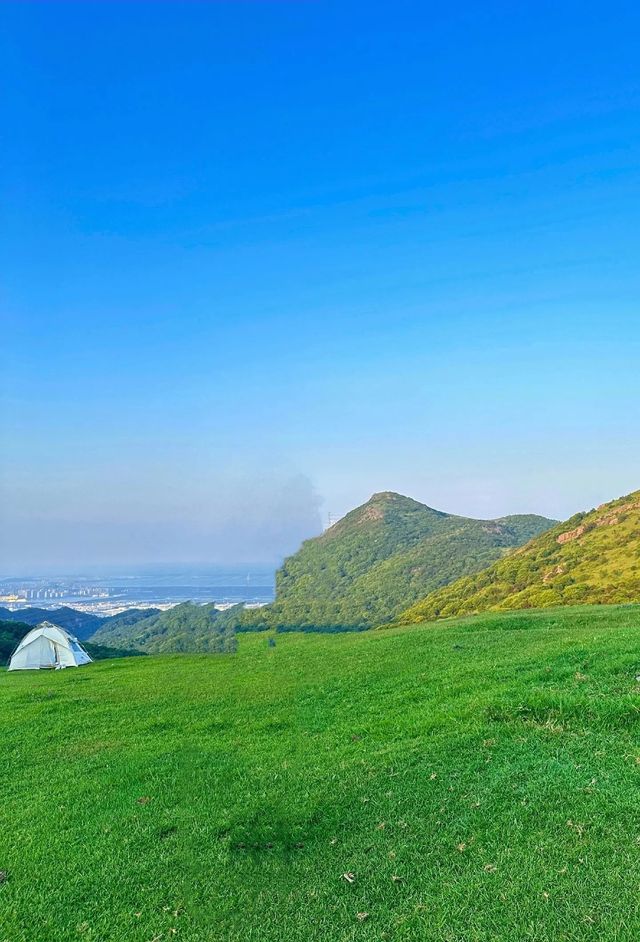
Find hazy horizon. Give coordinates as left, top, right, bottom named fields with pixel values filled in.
left=2, top=1, right=639, bottom=570
left=5, top=478, right=636, bottom=574
left=0, top=561, right=279, bottom=581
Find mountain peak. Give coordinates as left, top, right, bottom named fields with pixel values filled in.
left=365, top=491, right=441, bottom=511
left=270, top=491, right=555, bottom=629
left=339, top=491, right=443, bottom=528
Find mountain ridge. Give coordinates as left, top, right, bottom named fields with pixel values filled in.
left=243, top=491, right=556, bottom=630
left=0, top=606, right=102, bottom=639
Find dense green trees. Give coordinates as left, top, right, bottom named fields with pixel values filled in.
left=90, top=601, right=238, bottom=653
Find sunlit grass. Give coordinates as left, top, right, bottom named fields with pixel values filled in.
left=2, top=604, right=640, bottom=941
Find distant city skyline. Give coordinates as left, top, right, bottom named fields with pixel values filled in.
left=2, top=1, right=640, bottom=569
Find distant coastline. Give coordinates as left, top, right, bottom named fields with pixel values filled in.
left=0, top=565, right=276, bottom=617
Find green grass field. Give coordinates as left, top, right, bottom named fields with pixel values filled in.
left=2, top=605, right=640, bottom=941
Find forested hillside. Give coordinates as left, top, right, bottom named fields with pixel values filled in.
left=89, top=601, right=239, bottom=653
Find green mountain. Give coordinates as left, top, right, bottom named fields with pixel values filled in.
left=397, top=489, right=640, bottom=624
left=89, top=601, right=239, bottom=654
left=244, top=491, right=555, bottom=630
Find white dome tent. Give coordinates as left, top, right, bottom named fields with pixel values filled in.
left=8, top=622, right=93, bottom=671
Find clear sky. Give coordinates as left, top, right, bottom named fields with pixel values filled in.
left=2, top=1, right=640, bottom=571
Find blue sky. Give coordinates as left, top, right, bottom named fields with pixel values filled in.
left=2, top=1, right=640, bottom=569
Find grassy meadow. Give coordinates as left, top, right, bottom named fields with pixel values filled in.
left=2, top=605, right=640, bottom=941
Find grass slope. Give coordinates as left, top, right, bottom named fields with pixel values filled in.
left=2, top=604, right=640, bottom=940
left=245, top=491, right=554, bottom=630
left=398, top=489, right=640, bottom=624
